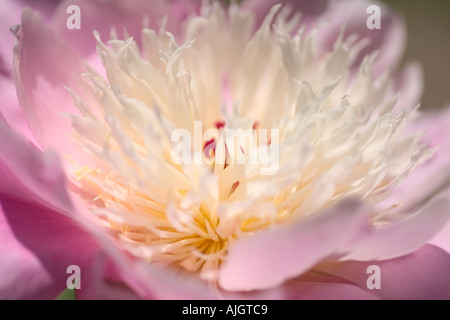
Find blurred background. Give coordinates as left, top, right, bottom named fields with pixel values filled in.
left=380, top=0, right=450, bottom=110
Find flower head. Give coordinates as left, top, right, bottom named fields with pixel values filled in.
left=1, top=0, right=450, bottom=299
left=63, top=2, right=442, bottom=288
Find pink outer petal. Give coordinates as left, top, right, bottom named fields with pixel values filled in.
left=0, top=116, right=72, bottom=212
left=344, top=195, right=450, bottom=261
left=0, top=75, right=36, bottom=144
left=315, top=244, right=450, bottom=299
left=218, top=200, right=370, bottom=291
left=411, top=108, right=450, bottom=197
left=415, top=108, right=450, bottom=253
left=0, top=198, right=52, bottom=299
left=0, top=119, right=140, bottom=299
left=12, top=8, right=99, bottom=166
left=0, top=118, right=117, bottom=299
left=50, top=0, right=201, bottom=56
left=379, top=107, right=450, bottom=253
left=0, top=195, right=102, bottom=299
left=0, top=2, right=37, bottom=144
left=317, top=0, right=406, bottom=75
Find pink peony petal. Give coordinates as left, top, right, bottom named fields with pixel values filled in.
left=0, top=2, right=38, bottom=144
left=12, top=8, right=99, bottom=165
left=343, top=195, right=450, bottom=261
left=0, top=198, right=52, bottom=299
left=218, top=200, right=370, bottom=291
left=409, top=108, right=450, bottom=253
left=0, top=116, right=72, bottom=212
left=315, top=244, right=450, bottom=299
left=379, top=107, right=450, bottom=253
left=0, top=195, right=103, bottom=299
left=0, top=75, right=36, bottom=144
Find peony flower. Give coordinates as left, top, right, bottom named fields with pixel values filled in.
left=1, top=0, right=450, bottom=300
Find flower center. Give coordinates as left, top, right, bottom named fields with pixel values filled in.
left=67, top=3, right=431, bottom=281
